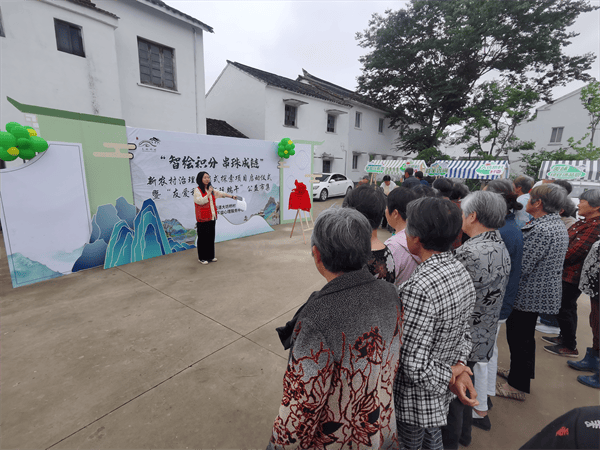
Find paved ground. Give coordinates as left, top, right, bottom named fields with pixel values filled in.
left=1, top=198, right=597, bottom=449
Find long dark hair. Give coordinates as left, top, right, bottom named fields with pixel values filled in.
left=196, top=171, right=211, bottom=194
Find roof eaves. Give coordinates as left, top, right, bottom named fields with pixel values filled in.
left=141, top=0, right=214, bottom=33
left=65, top=0, right=120, bottom=19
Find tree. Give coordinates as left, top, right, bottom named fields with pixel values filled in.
left=520, top=147, right=574, bottom=180
left=564, top=80, right=600, bottom=160
left=356, top=0, right=597, bottom=156
left=448, top=80, right=539, bottom=159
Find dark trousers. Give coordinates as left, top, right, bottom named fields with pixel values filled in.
left=591, top=294, right=599, bottom=353
left=539, top=313, right=560, bottom=327
left=442, top=361, right=476, bottom=449
left=196, top=220, right=216, bottom=261
left=557, top=281, right=581, bottom=350
left=506, top=309, right=538, bottom=393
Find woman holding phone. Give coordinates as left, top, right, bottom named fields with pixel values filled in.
left=194, top=171, right=238, bottom=264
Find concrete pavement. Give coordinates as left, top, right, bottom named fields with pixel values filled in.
left=1, top=198, right=597, bottom=449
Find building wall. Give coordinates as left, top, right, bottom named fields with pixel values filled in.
left=107, top=0, right=207, bottom=134
left=512, top=88, right=599, bottom=175
left=0, top=0, right=122, bottom=126
left=264, top=88, right=350, bottom=175
left=205, top=64, right=266, bottom=140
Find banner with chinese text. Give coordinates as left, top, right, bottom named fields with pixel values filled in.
left=127, top=128, right=280, bottom=246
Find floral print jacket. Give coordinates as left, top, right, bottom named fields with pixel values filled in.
left=268, top=267, right=402, bottom=449
left=513, top=213, right=569, bottom=314
left=454, top=230, right=511, bottom=362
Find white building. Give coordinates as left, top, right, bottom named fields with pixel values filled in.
left=512, top=86, right=599, bottom=175
left=206, top=61, right=403, bottom=182
left=0, top=0, right=212, bottom=165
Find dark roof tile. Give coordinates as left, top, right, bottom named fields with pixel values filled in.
left=206, top=118, right=249, bottom=139
left=65, top=0, right=119, bottom=19
left=144, top=0, right=213, bottom=32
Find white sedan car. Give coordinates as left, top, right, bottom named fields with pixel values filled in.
left=313, top=173, right=354, bottom=201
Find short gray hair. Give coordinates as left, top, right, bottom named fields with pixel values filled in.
left=311, top=206, right=371, bottom=273
left=530, top=184, right=567, bottom=214
left=461, top=191, right=507, bottom=229
left=580, top=189, right=600, bottom=208
left=514, top=175, right=534, bottom=194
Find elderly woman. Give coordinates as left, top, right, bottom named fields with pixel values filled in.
left=344, top=185, right=396, bottom=283
left=480, top=179, right=524, bottom=427
left=395, top=197, right=478, bottom=450
left=497, top=184, right=569, bottom=400
left=441, top=191, right=511, bottom=448
left=268, top=207, right=402, bottom=449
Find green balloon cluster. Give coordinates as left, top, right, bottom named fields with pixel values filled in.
left=277, top=138, right=296, bottom=159
left=0, top=122, right=49, bottom=162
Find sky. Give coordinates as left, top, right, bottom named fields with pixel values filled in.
left=164, top=0, right=600, bottom=105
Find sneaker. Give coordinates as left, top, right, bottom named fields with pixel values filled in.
left=536, top=324, right=561, bottom=334
left=472, top=415, right=491, bottom=431
left=541, top=335, right=562, bottom=345
left=198, top=260, right=208, bottom=265
left=211, top=258, right=218, bottom=262
left=577, top=372, right=600, bottom=389
left=544, top=344, right=579, bottom=358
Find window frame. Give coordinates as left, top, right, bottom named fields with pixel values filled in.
left=284, top=104, right=297, bottom=127
left=0, top=7, right=5, bottom=38
left=378, top=118, right=384, bottom=134
left=326, top=114, right=336, bottom=133
left=550, top=127, right=564, bottom=143
left=138, top=37, right=177, bottom=91
left=355, top=112, right=362, bottom=129
left=54, top=18, right=85, bottom=57
left=352, top=154, right=359, bottom=170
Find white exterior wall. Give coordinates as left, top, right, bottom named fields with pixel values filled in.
left=0, top=0, right=122, bottom=124
left=264, top=88, right=350, bottom=175
left=108, top=0, right=207, bottom=134
left=512, top=88, right=599, bottom=175
left=205, top=65, right=267, bottom=140
left=348, top=106, right=397, bottom=182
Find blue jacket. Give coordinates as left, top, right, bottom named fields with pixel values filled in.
left=498, top=213, right=524, bottom=320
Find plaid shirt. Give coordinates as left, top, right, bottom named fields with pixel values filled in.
left=563, top=216, right=600, bottom=285
left=394, top=251, right=476, bottom=428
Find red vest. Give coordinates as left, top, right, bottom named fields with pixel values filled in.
left=195, top=188, right=217, bottom=222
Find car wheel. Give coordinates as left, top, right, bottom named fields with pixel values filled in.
left=345, top=186, right=352, bottom=196
left=320, top=189, right=329, bottom=201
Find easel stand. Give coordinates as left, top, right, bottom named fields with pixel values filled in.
left=290, top=209, right=314, bottom=244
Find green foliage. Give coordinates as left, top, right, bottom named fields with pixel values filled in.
left=520, top=148, right=578, bottom=181
left=449, top=81, right=539, bottom=158
left=277, top=138, right=295, bottom=159
left=356, top=0, right=597, bottom=156
left=564, top=80, right=600, bottom=160
left=416, top=147, right=451, bottom=165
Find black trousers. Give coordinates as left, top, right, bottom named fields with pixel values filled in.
left=196, top=220, right=216, bottom=261
left=442, top=361, right=476, bottom=449
left=507, top=309, right=538, bottom=393
left=557, top=281, right=581, bottom=350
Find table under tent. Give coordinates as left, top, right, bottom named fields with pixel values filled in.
left=364, top=159, right=428, bottom=184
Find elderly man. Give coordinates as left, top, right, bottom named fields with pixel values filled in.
left=513, top=175, right=534, bottom=228
left=402, top=167, right=421, bottom=189
left=268, top=207, right=402, bottom=449
left=544, top=189, right=600, bottom=358
left=395, top=197, right=478, bottom=450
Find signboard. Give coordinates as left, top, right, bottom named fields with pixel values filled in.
left=475, top=162, right=507, bottom=177
left=547, top=163, right=586, bottom=180
left=365, top=164, right=384, bottom=173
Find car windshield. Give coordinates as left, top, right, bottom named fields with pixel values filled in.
left=316, top=175, right=330, bottom=182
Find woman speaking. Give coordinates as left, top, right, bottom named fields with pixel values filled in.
left=193, top=171, right=238, bottom=264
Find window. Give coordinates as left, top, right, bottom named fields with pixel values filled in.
left=378, top=118, right=384, bottom=133
left=0, top=8, right=5, bottom=37
left=285, top=104, right=297, bottom=126
left=55, top=19, right=84, bottom=57
left=550, top=127, right=564, bottom=143
left=138, top=38, right=176, bottom=90
left=323, top=160, right=331, bottom=173
left=327, top=114, right=336, bottom=133
left=352, top=154, right=359, bottom=170
left=355, top=112, right=362, bottom=129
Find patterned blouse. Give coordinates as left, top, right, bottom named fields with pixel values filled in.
left=268, top=268, right=402, bottom=449
left=385, top=230, right=421, bottom=288
left=513, top=213, right=569, bottom=314
left=367, top=246, right=396, bottom=284
left=454, top=231, right=511, bottom=362
left=579, top=240, right=600, bottom=300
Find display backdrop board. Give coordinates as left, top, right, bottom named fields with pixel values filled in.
left=280, top=143, right=314, bottom=223
left=0, top=142, right=91, bottom=288
left=127, top=128, right=280, bottom=245
left=539, top=160, right=600, bottom=181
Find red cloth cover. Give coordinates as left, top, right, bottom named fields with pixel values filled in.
left=289, top=180, right=311, bottom=212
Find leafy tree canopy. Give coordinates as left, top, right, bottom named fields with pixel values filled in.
left=356, top=0, right=597, bottom=156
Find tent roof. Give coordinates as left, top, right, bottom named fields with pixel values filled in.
left=445, top=160, right=509, bottom=180
left=539, top=160, right=600, bottom=181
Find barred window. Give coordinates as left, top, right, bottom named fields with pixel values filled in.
left=138, top=38, right=176, bottom=90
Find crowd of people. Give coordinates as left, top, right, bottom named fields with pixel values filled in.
left=265, top=170, right=600, bottom=450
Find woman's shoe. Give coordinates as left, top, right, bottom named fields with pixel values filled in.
left=211, top=258, right=218, bottom=262
left=497, top=368, right=510, bottom=381
left=577, top=372, right=600, bottom=389
left=567, top=347, right=600, bottom=372
left=199, top=260, right=208, bottom=265
left=495, top=381, right=525, bottom=401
